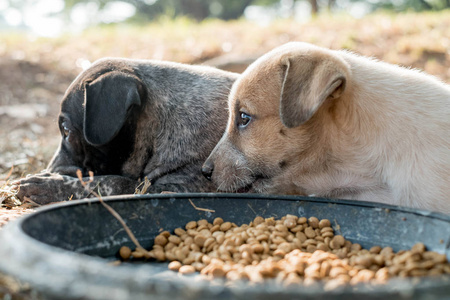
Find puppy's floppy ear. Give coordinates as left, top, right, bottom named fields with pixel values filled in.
left=84, top=72, right=142, bottom=146
left=279, top=55, right=347, bottom=128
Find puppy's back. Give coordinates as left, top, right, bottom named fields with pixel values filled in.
left=336, top=50, right=450, bottom=211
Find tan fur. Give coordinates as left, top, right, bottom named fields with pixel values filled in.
left=203, top=42, right=450, bottom=214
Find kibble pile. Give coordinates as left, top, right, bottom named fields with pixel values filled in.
left=119, top=215, right=450, bottom=287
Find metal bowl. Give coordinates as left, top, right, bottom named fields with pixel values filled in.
left=0, top=193, right=449, bottom=300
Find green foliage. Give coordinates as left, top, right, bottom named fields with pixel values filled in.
left=350, top=0, right=450, bottom=12
left=60, top=0, right=258, bottom=22
left=2, top=0, right=450, bottom=26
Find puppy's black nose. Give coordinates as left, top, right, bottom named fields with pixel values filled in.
left=201, top=161, right=214, bottom=181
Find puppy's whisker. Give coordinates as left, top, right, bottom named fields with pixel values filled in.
left=232, top=174, right=243, bottom=185
left=236, top=165, right=255, bottom=176
left=217, top=180, right=228, bottom=193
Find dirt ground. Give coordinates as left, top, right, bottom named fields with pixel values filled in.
left=0, top=12, right=449, bottom=299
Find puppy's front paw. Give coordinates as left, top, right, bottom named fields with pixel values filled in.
left=13, top=173, right=80, bottom=205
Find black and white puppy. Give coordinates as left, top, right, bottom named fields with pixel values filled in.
left=14, top=58, right=237, bottom=204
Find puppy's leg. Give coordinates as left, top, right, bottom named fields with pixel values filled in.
left=13, top=174, right=138, bottom=204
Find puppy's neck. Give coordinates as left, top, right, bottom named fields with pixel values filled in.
left=121, top=107, right=159, bottom=179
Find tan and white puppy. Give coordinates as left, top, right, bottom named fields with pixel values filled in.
left=202, top=42, right=450, bottom=214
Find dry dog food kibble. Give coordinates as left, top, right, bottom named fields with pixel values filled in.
left=119, top=215, right=450, bottom=287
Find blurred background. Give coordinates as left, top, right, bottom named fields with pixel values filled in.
left=0, top=0, right=449, bottom=180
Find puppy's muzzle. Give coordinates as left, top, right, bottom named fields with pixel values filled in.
left=201, top=160, right=214, bottom=181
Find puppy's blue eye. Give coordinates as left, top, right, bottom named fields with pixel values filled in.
left=238, top=112, right=252, bottom=128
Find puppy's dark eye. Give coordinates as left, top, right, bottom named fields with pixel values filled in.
left=237, top=112, right=252, bottom=128
left=63, top=127, right=70, bottom=137
left=62, top=122, right=71, bottom=140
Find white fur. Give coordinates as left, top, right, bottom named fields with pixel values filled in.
left=291, top=47, right=450, bottom=212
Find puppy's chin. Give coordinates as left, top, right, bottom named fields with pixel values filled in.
left=218, top=179, right=254, bottom=193
left=247, top=175, right=309, bottom=195
left=236, top=185, right=253, bottom=193
left=248, top=177, right=276, bottom=193
left=224, top=176, right=269, bottom=194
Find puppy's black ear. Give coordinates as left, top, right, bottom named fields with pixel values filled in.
left=279, top=55, right=347, bottom=128
left=84, top=72, right=142, bottom=146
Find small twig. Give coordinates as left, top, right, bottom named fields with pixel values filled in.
left=76, top=170, right=145, bottom=251
left=188, top=199, right=215, bottom=213
left=134, top=180, right=145, bottom=194
left=334, top=218, right=341, bottom=235
left=22, top=196, right=42, bottom=207
left=0, top=188, right=16, bottom=195
left=247, top=203, right=257, bottom=216
left=135, top=177, right=152, bottom=195
left=0, top=166, right=14, bottom=181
